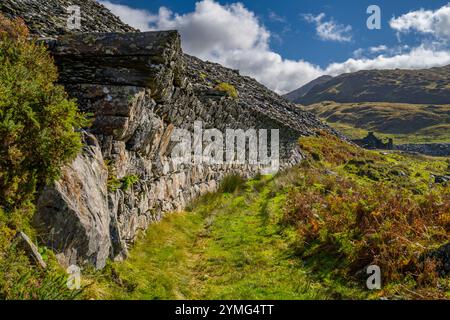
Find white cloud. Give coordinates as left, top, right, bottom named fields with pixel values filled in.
left=147, top=1, right=271, bottom=59
left=353, top=44, right=410, bottom=58
left=303, top=13, right=352, bottom=42
left=369, top=45, right=388, bottom=53
left=98, top=1, right=158, bottom=31
left=390, top=3, right=450, bottom=41
left=99, top=0, right=450, bottom=94
left=268, top=10, right=286, bottom=23
left=325, top=45, right=450, bottom=75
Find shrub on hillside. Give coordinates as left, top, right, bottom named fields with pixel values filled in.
left=0, top=14, right=87, bottom=214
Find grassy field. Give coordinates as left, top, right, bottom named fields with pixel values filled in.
left=300, top=102, right=450, bottom=144
left=86, top=134, right=450, bottom=300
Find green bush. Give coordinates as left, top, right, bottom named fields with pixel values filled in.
left=0, top=15, right=87, bottom=213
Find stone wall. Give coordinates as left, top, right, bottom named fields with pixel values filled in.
left=1, top=0, right=337, bottom=269
left=32, top=31, right=334, bottom=269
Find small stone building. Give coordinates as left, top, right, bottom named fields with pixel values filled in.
left=352, top=132, right=393, bottom=150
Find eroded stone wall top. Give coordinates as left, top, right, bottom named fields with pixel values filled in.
left=46, top=31, right=184, bottom=100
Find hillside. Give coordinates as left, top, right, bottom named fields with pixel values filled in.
left=0, top=0, right=136, bottom=35
left=283, top=75, right=333, bottom=102
left=302, top=101, right=450, bottom=143
left=286, top=66, right=450, bottom=105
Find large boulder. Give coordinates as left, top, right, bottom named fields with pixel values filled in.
left=425, top=242, right=450, bottom=276
left=34, top=132, right=113, bottom=269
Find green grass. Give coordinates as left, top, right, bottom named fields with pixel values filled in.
left=88, top=175, right=367, bottom=300
left=329, top=122, right=450, bottom=145
left=87, top=135, right=450, bottom=300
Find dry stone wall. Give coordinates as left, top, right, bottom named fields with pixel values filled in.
left=2, top=0, right=336, bottom=269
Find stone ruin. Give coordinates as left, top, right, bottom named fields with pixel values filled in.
left=353, top=132, right=393, bottom=150
left=2, top=0, right=337, bottom=269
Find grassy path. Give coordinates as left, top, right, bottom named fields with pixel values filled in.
left=90, top=178, right=366, bottom=300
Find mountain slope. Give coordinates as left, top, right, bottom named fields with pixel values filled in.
left=284, top=75, right=333, bottom=102
left=302, top=101, right=450, bottom=144
left=289, top=66, right=450, bottom=105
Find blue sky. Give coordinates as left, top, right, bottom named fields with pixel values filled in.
left=99, top=0, right=450, bottom=93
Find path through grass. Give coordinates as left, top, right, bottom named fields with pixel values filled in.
left=89, top=177, right=367, bottom=300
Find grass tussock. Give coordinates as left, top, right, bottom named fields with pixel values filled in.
left=219, top=174, right=246, bottom=193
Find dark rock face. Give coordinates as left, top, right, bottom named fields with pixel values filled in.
left=292, top=67, right=450, bottom=105
left=433, top=174, right=450, bottom=184
left=352, top=132, right=393, bottom=150
left=46, top=31, right=184, bottom=101
left=2, top=1, right=336, bottom=268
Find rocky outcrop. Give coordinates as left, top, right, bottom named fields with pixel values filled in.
left=395, top=143, right=450, bottom=157
left=2, top=0, right=336, bottom=269
left=14, top=231, right=47, bottom=269
left=423, top=242, right=450, bottom=276
left=35, top=132, right=113, bottom=269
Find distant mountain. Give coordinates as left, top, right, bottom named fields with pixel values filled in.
left=286, top=65, right=450, bottom=105
left=284, top=75, right=333, bottom=102
left=301, top=101, right=450, bottom=144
